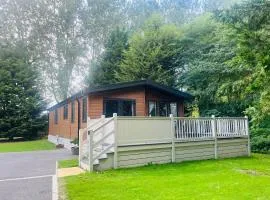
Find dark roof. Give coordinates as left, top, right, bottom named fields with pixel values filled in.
left=48, top=80, right=193, bottom=111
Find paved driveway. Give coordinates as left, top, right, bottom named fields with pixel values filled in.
left=0, top=149, right=76, bottom=200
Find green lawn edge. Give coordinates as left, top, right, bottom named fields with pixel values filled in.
left=58, top=159, right=79, bottom=169
left=0, top=139, right=55, bottom=153
left=62, top=154, right=270, bottom=200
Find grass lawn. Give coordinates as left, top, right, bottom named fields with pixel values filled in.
left=0, top=139, right=55, bottom=153
left=58, top=159, right=78, bottom=169
left=63, top=154, right=270, bottom=200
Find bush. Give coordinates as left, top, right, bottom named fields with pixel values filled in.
left=251, top=128, right=270, bottom=153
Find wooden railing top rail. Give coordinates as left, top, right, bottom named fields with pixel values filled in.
left=87, top=118, right=103, bottom=130
left=91, top=117, right=114, bottom=132
left=117, top=116, right=248, bottom=120
left=174, top=117, right=247, bottom=120
left=118, top=116, right=171, bottom=120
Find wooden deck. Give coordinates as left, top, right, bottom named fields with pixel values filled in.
left=79, top=115, right=250, bottom=171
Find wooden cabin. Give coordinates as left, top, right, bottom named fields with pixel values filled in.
left=48, top=80, right=192, bottom=143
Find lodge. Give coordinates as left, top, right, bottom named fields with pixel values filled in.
left=48, top=80, right=192, bottom=145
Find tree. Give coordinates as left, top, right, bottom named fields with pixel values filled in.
left=86, top=28, right=129, bottom=87
left=0, top=0, right=127, bottom=102
left=215, top=0, right=270, bottom=124
left=116, top=15, right=184, bottom=87
left=0, top=46, right=46, bottom=140
left=178, top=13, right=250, bottom=117
left=0, top=0, right=243, bottom=104
left=212, top=0, right=270, bottom=153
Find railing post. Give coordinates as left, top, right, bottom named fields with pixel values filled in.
left=88, top=130, right=93, bottom=171
left=245, top=116, right=251, bottom=156
left=87, top=117, right=91, bottom=130
left=101, top=115, right=105, bottom=150
left=113, top=113, right=118, bottom=169
left=211, top=115, right=218, bottom=159
left=78, top=129, right=82, bottom=168
left=170, top=114, right=176, bottom=163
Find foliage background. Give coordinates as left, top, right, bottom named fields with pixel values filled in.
left=1, top=0, right=270, bottom=151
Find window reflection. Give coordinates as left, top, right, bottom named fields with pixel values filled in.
left=148, top=101, right=157, bottom=116
left=148, top=101, right=178, bottom=117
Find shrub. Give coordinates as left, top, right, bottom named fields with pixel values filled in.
left=251, top=128, right=270, bottom=153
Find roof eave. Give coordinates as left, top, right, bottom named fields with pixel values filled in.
left=47, top=80, right=193, bottom=111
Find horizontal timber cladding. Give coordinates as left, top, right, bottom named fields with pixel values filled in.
left=117, top=145, right=172, bottom=168
left=217, top=138, right=249, bottom=158
left=48, top=97, right=86, bottom=140
left=175, top=140, right=215, bottom=162
left=88, top=87, right=146, bottom=119
left=113, top=138, right=249, bottom=169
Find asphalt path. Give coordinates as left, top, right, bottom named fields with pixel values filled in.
left=0, top=149, right=75, bottom=200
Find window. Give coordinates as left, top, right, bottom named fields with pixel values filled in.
left=71, top=101, right=75, bottom=123
left=148, top=101, right=157, bottom=116
left=63, top=104, right=68, bottom=119
left=169, top=102, right=177, bottom=117
left=105, top=100, right=118, bottom=117
left=104, top=99, right=135, bottom=117
left=159, top=101, right=168, bottom=117
left=54, top=109, right=58, bottom=124
left=148, top=101, right=178, bottom=117
left=82, top=97, right=87, bottom=123
left=122, top=100, right=135, bottom=116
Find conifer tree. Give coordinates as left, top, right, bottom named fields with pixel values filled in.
left=0, top=47, right=46, bottom=140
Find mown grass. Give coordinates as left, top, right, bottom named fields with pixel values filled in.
left=58, top=159, right=79, bottom=169
left=63, top=154, right=270, bottom=200
left=0, top=139, right=55, bottom=153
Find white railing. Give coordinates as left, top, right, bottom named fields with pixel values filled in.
left=89, top=116, right=115, bottom=170
left=175, top=118, right=213, bottom=140
left=174, top=116, right=248, bottom=140
left=79, top=116, right=116, bottom=171
left=78, top=127, right=89, bottom=169
left=216, top=118, right=248, bottom=137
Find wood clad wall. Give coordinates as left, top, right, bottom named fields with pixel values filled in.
left=145, top=88, right=185, bottom=117
left=218, top=138, right=249, bottom=158
left=48, top=97, right=86, bottom=140
left=93, top=138, right=249, bottom=171
left=48, top=86, right=186, bottom=139
left=88, top=87, right=146, bottom=119
left=94, top=147, right=173, bottom=171
left=88, top=95, right=103, bottom=119
left=175, top=141, right=215, bottom=162
left=118, top=145, right=172, bottom=168
left=116, top=141, right=216, bottom=169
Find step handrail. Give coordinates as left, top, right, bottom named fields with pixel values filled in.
left=87, top=118, right=104, bottom=131
left=92, top=143, right=114, bottom=163
left=88, top=115, right=116, bottom=171
left=93, top=130, right=114, bottom=149
left=92, top=117, right=114, bottom=133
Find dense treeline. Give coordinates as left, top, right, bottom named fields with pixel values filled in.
left=88, top=0, right=270, bottom=153
left=0, top=0, right=239, bottom=102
